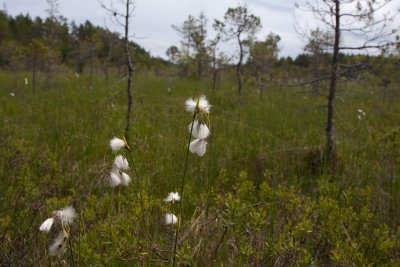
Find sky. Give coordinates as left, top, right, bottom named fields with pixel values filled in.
left=4, top=0, right=400, bottom=59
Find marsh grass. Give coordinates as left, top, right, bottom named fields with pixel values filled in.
left=1, top=71, right=399, bottom=265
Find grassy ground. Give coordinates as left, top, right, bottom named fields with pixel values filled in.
left=1, top=71, right=399, bottom=266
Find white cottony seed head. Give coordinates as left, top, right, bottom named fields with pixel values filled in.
left=185, top=98, right=197, bottom=114
left=185, top=95, right=211, bottom=114
left=197, top=95, right=211, bottom=114
left=120, top=172, right=131, bottom=186
left=109, top=170, right=121, bottom=187
left=189, top=139, right=207, bottom=157
left=48, top=229, right=69, bottom=257
left=165, top=213, right=178, bottom=225
left=114, top=155, right=129, bottom=171
left=54, top=206, right=76, bottom=228
left=110, top=137, right=126, bottom=152
left=188, top=121, right=210, bottom=139
left=39, top=218, right=54, bottom=233
left=164, top=192, right=181, bottom=203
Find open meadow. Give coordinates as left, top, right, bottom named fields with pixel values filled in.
left=1, top=71, right=400, bottom=266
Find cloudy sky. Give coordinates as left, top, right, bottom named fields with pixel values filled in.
left=4, top=0, right=399, bottom=59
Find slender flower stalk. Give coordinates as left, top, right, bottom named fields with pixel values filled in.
left=172, top=112, right=196, bottom=267
left=126, top=148, right=147, bottom=234
left=172, top=96, right=211, bottom=266
left=68, top=232, right=76, bottom=267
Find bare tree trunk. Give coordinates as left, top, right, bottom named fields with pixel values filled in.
left=326, top=0, right=340, bottom=172
left=124, top=0, right=134, bottom=142
left=236, top=34, right=243, bottom=95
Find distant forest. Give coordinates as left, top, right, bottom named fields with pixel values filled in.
left=0, top=10, right=168, bottom=76
left=0, top=9, right=398, bottom=91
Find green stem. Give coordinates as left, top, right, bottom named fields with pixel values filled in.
left=78, top=212, right=81, bottom=267
left=68, top=229, right=76, bottom=267
left=117, top=187, right=120, bottom=214
left=172, top=113, right=196, bottom=267
left=127, top=149, right=147, bottom=235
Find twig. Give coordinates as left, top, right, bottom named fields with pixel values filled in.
left=212, top=226, right=228, bottom=263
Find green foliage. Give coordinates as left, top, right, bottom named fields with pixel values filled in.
left=0, top=12, right=165, bottom=75
left=0, top=72, right=399, bottom=265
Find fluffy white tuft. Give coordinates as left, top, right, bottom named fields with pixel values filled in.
left=357, top=109, right=366, bottom=120
left=109, top=170, right=121, bottom=187
left=39, top=217, right=54, bottom=233
left=120, top=172, right=131, bottom=186
left=188, top=121, right=210, bottom=139
left=165, top=213, right=178, bottom=225
left=54, top=206, right=76, bottom=227
left=198, top=95, right=211, bottom=114
left=185, top=95, right=211, bottom=114
left=189, top=139, right=207, bottom=156
left=164, top=192, right=180, bottom=203
left=113, top=155, right=129, bottom=170
left=110, top=137, right=126, bottom=152
left=48, top=229, right=69, bottom=257
left=185, top=98, right=197, bottom=113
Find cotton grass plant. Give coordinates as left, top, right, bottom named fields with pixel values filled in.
left=107, top=136, right=146, bottom=234
left=170, top=95, right=211, bottom=267
left=103, top=95, right=214, bottom=266
left=39, top=206, right=77, bottom=265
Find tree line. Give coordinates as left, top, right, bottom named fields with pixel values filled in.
left=0, top=7, right=168, bottom=91
left=0, top=3, right=398, bottom=97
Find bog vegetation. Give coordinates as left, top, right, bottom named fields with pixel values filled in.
left=1, top=0, right=400, bottom=266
